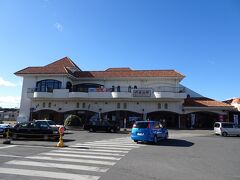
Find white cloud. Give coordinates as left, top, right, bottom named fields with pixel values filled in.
left=0, top=77, right=16, bottom=87
left=0, top=96, right=21, bottom=108
left=54, top=22, right=63, bottom=32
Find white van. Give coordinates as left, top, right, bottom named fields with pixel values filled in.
left=214, top=122, right=240, bottom=137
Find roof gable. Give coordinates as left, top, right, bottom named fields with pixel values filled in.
left=15, top=57, right=80, bottom=75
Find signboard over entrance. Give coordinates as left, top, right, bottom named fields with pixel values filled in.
left=133, top=89, right=151, bottom=97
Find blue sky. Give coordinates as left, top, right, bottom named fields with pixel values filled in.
left=0, top=0, right=240, bottom=108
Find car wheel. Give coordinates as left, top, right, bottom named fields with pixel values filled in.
left=89, top=128, right=93, bottom=132
left=154, top=135, right=158, bottom=144
left=110, top=128, right=114, bottom=133
left=134, top=140, right=138, bottom=143
left=222, top=132, right=228, bottom=137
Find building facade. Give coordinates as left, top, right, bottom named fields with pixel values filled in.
left=15, top=57, right=233, bottom=128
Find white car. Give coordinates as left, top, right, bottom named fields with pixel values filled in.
left=214, top=122, right=240, bottom=137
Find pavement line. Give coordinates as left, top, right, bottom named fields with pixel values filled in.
left=83, top=142, right=143, bottom=146
left=70, top=145, right=132, bottom=151
left=0, top=154, right=22, bottom=158
left=0, top=145, right=18, bottom=149
left=75, top=143, right=140, bottom=148
left=6, top=160, right=109, bottom=172
left=52, top=150, right=125, bottom=156
left=26, top=156, right=116, bottom=166
left=64, top=147, right=129, bottom=153
left=0, top=167, right=100, bottom=180
left=41, top=152, right=121, bottom=160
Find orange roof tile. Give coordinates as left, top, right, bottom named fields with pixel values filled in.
left=184, top=97, right=232, bottom=107
left=15, top=57, right=185, bottom=79
left=15, top=57, right=80, bottom=75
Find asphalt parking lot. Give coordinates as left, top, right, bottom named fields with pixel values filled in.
left=0, top=129, right=240, bottom=180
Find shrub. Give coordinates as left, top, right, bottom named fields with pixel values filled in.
left=64, top=115, right=82, bottom=126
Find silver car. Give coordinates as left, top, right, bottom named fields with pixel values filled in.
left=214, top=122, right=240, bottom=137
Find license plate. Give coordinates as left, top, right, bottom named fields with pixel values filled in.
left=137, top=132, right=144, bottom=136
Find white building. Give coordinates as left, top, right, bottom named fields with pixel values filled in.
left=15, top=57, right=233, bottom=128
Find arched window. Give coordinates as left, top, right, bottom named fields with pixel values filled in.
left=36, top=79, right=62, bottom=92
left=117, top=86, right=120, bottom=92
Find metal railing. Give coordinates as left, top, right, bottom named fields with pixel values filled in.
left=27, top=86, right=185, bottom=94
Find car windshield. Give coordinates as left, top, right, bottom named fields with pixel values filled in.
left=135, top=122, right=149, bottom=128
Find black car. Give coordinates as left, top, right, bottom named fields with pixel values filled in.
left=85, top=120, right=120, bottom=133
left=5, top=121, right=60, bottom=140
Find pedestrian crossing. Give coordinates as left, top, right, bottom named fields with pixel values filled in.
left=0, top=137, right=144, bottom=180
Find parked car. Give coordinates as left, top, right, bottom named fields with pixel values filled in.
left=35, top=120, right=65, bottom=132
left=4, top=121, right=60, bottom=140
left=86, top=120, right=120, bottom=133
left=131, top=121, right=168, bottom=144
left=0, top=124, right=12, bottom=136
left=214, top=122, right=240, bottom=137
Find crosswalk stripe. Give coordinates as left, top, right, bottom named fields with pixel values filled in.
left=41, top=152, right=121, bottom=160
left=0, top=167, right=100, bottom=180
left=0, top=145, right=18, bottom=149
left=52, top=150, right=125, bottom=156
left=26, top=156, right=116, bottom=166
left=81, top=142, right=142, bottom=146
left=6, top=160, right=109, bottom=172
left=0, top=154, right=22, bottom=158
left=64, top=147, right=129, bottom=153
left=75, top=143, right=140, bottom=148
left=70, top=145, right=132, bottom=151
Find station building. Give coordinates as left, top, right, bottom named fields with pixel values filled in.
left=15, top=57, right=234, bottom=129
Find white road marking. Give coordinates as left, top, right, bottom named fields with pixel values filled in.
left=75, top=143, right=140, bottom=148
left=6, top=160, right=109, bottom=172
left=26, top=156, right=116, bottom=166
left=0, top=154, right=22, bottom=158
left=0, top=145, right=18, bottom=149
left=41, top=152, right=121, bottom=160
left=70, top=145, right=132, bottom=151
left=52, top=149, right=125, bottom=156
left=64, top=147, right=129, bottom=153
left=0, top=167, right=100, bottom=180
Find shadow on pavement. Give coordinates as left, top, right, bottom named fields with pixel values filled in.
left=137, top=139, right=194, bottom=147
left=158, top=139, right=194, bottom=147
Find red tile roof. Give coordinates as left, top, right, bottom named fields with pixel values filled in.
left=15, top=57, right=80, bottom=75
left=184, top=97, right=232, bottom=107
left=15, top=57, right=185, bottom=79
left=74, top=70, right=184, bottom=78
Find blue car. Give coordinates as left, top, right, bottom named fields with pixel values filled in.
left=131, top=121, right=168, bottom=144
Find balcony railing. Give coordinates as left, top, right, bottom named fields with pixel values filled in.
left=27, top=86, right=186, bottom=99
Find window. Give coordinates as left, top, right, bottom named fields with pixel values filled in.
left=164, top=103, right=168, bottom=109
left=82, top=102, right=86, bottom=109
left=43, top=102, right=46, bottom=108
left=123, top=103, right=127, bottom=109
left=36, top=79, right=62, bottom=92
left=76, top=102, right=79, bottom=108
left=117, top=103, right=121, bottom=109
left=134, top=85, right=137, bottom=89
left=48, top=102, right=51, bottom=108
left=158, top=103, right=161, bottom=109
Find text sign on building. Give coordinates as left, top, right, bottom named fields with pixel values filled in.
left=133, top=89, right=151, bottom=97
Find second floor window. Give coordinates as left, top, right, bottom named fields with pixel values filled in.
left=36, top=79, right=62, bottom=92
